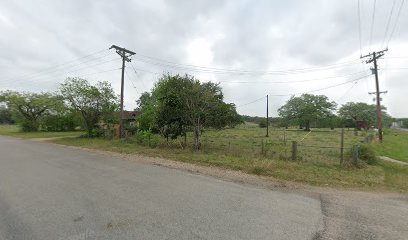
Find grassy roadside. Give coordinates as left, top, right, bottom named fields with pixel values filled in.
left=374, top=129, right=408, bottom=162
left=1, top=124, right=406, bottom=192
left=52, top=136, right=408, bottom=193
left=0, top=125, right=83, bottom=139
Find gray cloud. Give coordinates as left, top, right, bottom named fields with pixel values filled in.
left=0, top=0, right=407, bottom=117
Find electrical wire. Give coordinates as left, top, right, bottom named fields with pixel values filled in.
left=369, top=0, right=377, bottom=52
left=336, top=81, right=359, bottom=102
left=237, top=96, right=267, bottom=108
left=236, top=74, right=371, bottom=108
left=357, top=0, right=363, bottom=56
left=2, top=48, right=110, bottom=82
left=381, top=0, right=398, bottom=48
left=386, top=0, right=405, bottom=47
left=132, top=54, right=361, bottom=75
left=216, top=70, right=370, bottom=84
left=129, top=61, right=147, bottom=91
left=0, top=56, right=120, bottom=86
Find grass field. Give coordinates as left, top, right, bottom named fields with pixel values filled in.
left=0, top=125, right=83, bottom=139
left=374, top=129, right=408, bottom=162
left=49, top=124, right=407, bottom=193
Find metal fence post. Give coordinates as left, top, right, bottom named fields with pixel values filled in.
left=291, top=141, right=297, bottom=161
left=340, top=128, right=344, bottom=164
left=352, top=145, right=359, bottom=165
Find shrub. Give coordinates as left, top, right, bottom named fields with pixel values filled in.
left=258, top=119, right=267, bottom=128
left=358, top=143, right=378, bottom=165
left=134, top=130, right=159, bottom=148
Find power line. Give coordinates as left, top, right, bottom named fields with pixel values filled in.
left=381, top=0, right=398, bottom=48
left=369, top=0, right=377, bottom=52
left=357, top=0, right=363, bottom=56
left=2, top=48, right=110, bottom=82
left=133, top=54, right=361, bottom=75
left=216, top=70, right=370, bottom=84
left=129, top=61, right=147, bottom=91
left=123, top=63, right=371, bottom=86
left=1, top=56, right=120, bottom=86
left=237, top=96, right=266, bottom=107
left=290, top=74, right=371, bottom=96
left=236, top=74, right=371, bottom=108
left=386, top=0, right=405, bottom=47
left=336, top=81, right=359, bottom=102
left=125, top=69, right=140, bottom=95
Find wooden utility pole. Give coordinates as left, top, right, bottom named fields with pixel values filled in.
left=361, top=49, right=387, bottom=143
left=110, top=45, right=135, bottom=138
left=266, top=95, right=269, bottom=137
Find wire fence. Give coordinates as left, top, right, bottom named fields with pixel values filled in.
left=126, top=127, right=374, bottom=166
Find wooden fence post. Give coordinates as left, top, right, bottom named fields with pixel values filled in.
left=291, top=141, right=297, bottom=161
left=340, top=128, right=344, bottom=164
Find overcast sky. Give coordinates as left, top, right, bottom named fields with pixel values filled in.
left=1, top=0, right=407, bottom=117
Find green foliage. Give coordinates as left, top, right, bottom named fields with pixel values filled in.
left=338, top=102, right=392, bottom=128
left=278, top=94, right=337, bottom=131
left=0, top=91, right=65, bottom=131
left=0, top=106, right=14, bottom=124
left=358, top=144, right=378, bottom=165
left=258, top=119, right=267, bottom=128
left=42, top=112, right=78, bottom=132
left=60, top=78, right=119, bottom=137
left=403, top=119, right=408, bottom=128
left=136, top=74, right=242, bottom=149
left=134, top=130, right=159, bottom=148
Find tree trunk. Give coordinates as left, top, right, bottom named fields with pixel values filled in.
left=305, top=120, right=311, bottom=131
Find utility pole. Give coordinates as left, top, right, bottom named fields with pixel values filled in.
left=110, top=45, right=135, bottom=138
left=361, top=49, right=387, bottom=143
left=266, top=95, right=269, bottom=137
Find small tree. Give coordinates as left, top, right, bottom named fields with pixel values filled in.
left=0, top=91, right=62, bottom=131
left=60, top=78, right=119, bottom=136
left=136, top=74, right=242, bottom=149
left=278, top=94, right=336, bottom=131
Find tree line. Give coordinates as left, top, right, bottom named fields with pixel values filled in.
left=0, top=78, right=119, bottom=136
left=0, top=73, right=398, bottom=142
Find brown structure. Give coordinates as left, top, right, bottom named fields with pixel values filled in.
left=356, top=120, right=368, bottom=130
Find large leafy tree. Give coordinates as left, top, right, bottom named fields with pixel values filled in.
left=338, top=102, right=377, bottom=126
left=60, top=78, right=119, bottom=136
left=0, top=91, right=63, bottom=131
left=137, top=74, right=242, bottom=149
left=278, top=94, right=336, bottom=131
left=338, top=102, right=392, bottom=127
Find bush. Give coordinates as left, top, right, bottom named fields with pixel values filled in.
left=258, top=119, right=267, bottom=128
left=134, top=130, right=159, bottom=148
left=358, top=144, right=378, bottom=165
left=42, top=114, right=77, bottom=132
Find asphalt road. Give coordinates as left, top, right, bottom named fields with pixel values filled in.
left=0, top=136, right=407, bottom=240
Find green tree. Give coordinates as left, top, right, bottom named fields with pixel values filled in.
left=278, top=94, right=336, bottom=131
left=60, top=78, right=119, bottom=136
left=338, top=102, right=391, bottom=128
left=137, top=74, right=242, bottom=149
left=0, top=105, right=14, bottom=124
left=0, top=91, right=62, bottom=131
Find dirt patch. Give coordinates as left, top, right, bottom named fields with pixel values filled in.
left=380, top=156, right=408, bottom=165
